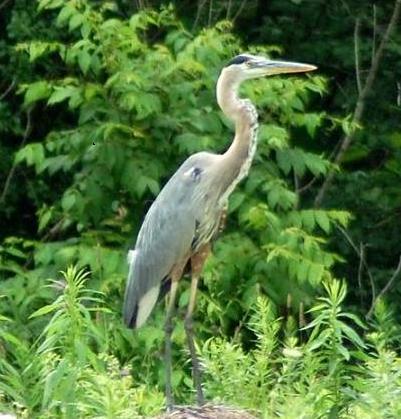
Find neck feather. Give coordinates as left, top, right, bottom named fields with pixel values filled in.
left=216, top=69, right=259, bottom=200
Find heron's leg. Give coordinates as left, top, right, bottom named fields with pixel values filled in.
left=164, top=279, right=179, bottom=411
left=185, top=244, right=210, bottom=406
left=185, top=272, right=204, bottom=405
left=218, top=205, right=228, bottom=234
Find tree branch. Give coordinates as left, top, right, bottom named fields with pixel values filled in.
left=314, top=0, right=401, bottom=207
left=367, top=255, right=401, bottom=318
left=0, top=79, right=15, bottom=101
left=357, top=242, right=364, bottom=295
left=208, top=0, right=214, bottom=26
left=372, top=4, right=377, bottom=65
left=293, top=172, right=300, bottom=208
left=226, top=0, right=232, bottom=19
left=0, top=108, right=32, bottom=204
left=354, top=18, right=362, bottom=94
left=0, top=0, right=12, bottom=12
left=192, top=0, right=207, bottom=31
left=336, top=226, right=376, bottom=311
left=298, top=176, right=318, bottom=194
left=232, top=0, right=248, bottom=23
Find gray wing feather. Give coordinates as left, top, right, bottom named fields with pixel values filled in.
left=123, top=155, right=209, bottom=328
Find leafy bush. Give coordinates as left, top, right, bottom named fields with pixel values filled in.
left=2, top=268, right=401, bottom=418
left=2, top=1, right=342, bottom=346
left=0, top=267, right=164, bottom=418
left=202, top=280, right=401, bottom=419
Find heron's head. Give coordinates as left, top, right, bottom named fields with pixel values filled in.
left=223, top=53, right=317, bottom=81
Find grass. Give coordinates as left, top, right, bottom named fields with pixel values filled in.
left=0, top=266, right=400, bottom=418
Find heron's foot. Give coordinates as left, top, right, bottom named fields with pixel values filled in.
left=164, top=317, right=175, bottom=412
left=165, top=399, right=176, bottom=413
left=165, top=365, right=175, bottom=410
left=184, top=315, right=205, bottom=406
left=194, top=367, right=205, bottom=406
left=196, top=386, right=205, bottom=406
left=165, top=362, right=175, bottom=411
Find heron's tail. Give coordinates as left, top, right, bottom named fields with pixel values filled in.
left=123, top=250, right=160, bottom=329
left=123, top=250, right=138, bottom=328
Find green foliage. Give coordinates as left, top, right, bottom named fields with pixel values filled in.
left=200, top=280, right=401, bottom=419
left=2, top=268, right=401, bottom=417
left=3, top=1, right=340, bottom=326
left=0, top=267, right=163, bottom=418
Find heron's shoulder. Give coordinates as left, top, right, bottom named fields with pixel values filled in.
left=148, top=152, right=220, bottom=205
left=179, top=151, right=220, bottom=171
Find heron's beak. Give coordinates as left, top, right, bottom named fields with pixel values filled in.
left=250, top=59, right=317, bottom=76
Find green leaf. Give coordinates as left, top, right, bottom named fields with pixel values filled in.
left=288, top=259, right=298, bottom=280
left=145, top=177, right=160, bottom=196
left=308, top=329, right=331, bottom=351
left=340, top=323, right=366, bottom=348
left=48, top=86, right=77, bottom=105
left=30, top=302, right=60, bottom=318
left=228, top=192, right=246, bottom=213
left=80, top=21, right=92, bottom=38
left=315, top=211, right=331, bottom=233
left=339, top=312, right=366, bottom=329
left=69, top=13, right=84, bottom=31
left=304, top=113, right=321, bottom=137
left=77, top=50, right=91, bottom=74
left=42, top=359, right=69, bottom=407
left=15, top=143, right=45, bottom=171
left=328, top=210, right=351, bottom=227
left=301, top=210, right=316, bottom=231
left=38, top=208, right=53, bottom=233
left=24, top=81, right=51, bottom=105
left=175, top=133, right=201, bottom=153
left=268, top=187, right=281, bottom=209
left=29, top=42, right=48, bottom=62
left=68, top=90, right=83, bottom=109
left=61, top=192, right=76, bottom=211
left=38, top=0, right=64, bottom=10
left=296, top=260, right=309, bottom=283
left=276, top=149, right=292, bottom=175
left=0, top=313, right=10, bottom=322
left=56, top=4, right=75, bottom=27
left=337, top=344, right=350, bottom=361
left=289, top=149, right=306, bottom=176
left=259, top=124, right=288, bottom=149
left=308, top=263, right=324, bottom=285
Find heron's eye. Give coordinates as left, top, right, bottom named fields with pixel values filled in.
left=191, top=167, right=202, bottom=181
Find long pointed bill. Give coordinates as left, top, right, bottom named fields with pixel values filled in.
left=251, top=59, right=317, bottom=76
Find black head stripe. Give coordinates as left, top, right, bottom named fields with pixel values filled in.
left=227, top=55, right=251, bottom=66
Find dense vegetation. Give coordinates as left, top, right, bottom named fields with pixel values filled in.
left=1, top=0, right=400, bottom=417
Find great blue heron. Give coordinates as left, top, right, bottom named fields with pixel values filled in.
left=123, top=54, right=316, bottom=408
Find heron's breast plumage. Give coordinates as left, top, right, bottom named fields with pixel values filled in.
left=218, top=100, right=259, bottom=205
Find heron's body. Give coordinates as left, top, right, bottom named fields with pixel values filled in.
left=124, top=101, right=258, bottom=328
left=122, top=54, right=316, bottom=407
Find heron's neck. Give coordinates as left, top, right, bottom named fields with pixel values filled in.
left=216, top=70, right=259, bottom=197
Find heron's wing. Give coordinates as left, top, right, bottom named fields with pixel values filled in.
left=123, top=170, right=198, bottom=328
